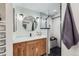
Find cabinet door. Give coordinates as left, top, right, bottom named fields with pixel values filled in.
left=34, top=39, right=47, bottom=56
left=40, top=39, right=46, bottom=55
left=26, top=42, right=34, bottom=56
left=13, top=44, right=19, bottom=56
left=13, top=42, right=26, bottom=56
left=18, top=42, right=26, bottom=56
left=33, top=41, right=41, bottom=56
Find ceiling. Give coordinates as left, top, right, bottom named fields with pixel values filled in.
left=13, top=3, right=60, bottom=15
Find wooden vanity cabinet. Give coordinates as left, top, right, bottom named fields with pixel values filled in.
left=13, top=38, right=47, bottom=56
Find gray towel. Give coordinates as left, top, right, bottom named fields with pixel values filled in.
left=62, top=3, right=79, bottom=49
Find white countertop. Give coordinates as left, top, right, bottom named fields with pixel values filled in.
left=13, top=35, right=47, bottom=43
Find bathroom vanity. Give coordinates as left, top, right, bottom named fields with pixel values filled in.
left=13, top=4, right=48, bottom=56
left=13, top=38, right=47, bottom=56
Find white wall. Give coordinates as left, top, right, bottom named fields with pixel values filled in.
left=62, top=3, right=79, bottom=56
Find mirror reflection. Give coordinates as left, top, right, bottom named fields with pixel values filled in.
left=22, top=16, right=37, bottom=31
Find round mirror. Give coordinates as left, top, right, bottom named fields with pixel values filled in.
left=22, top=16, right=37, bottom=31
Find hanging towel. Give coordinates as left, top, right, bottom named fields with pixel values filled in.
left=62, top=3, right=79, bottom=49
